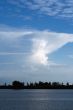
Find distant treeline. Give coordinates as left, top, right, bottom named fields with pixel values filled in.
left=0, top=81, right=73, bottom=89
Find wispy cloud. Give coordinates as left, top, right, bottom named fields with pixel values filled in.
left=0, top=63, right=15, bottom=65
left=0, top=52, right=29, bottom=55
left=0, top=26, right=73, bottom=67
left=0, top=31, right=33, bottom=40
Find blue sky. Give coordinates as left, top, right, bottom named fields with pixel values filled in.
left=0, top=0, right=73, bottom=83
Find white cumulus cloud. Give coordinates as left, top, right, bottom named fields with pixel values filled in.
left=29, top=30, right=73, bottom=66
left=0, top=27, right=73, bottom=66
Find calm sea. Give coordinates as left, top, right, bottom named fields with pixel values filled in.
left=0, top=89, right=73, bottom=110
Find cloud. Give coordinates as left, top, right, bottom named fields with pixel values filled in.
left=0, top=26, right=73, bottom=81
left=0, top=63, right=15, bottom=65
left=31, top=39, right=49, bottom=65
left=5, top=0, right=73, bottom=19
left=0, top=26, right=73, bottom=67
left=0, top=52, right=28, bottom=55
left=0, top=31, right=33, bottom=41
left=30, top=30, right=73, bottom=66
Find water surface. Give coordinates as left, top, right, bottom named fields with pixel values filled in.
left=0, top=89, right=73, bottom=110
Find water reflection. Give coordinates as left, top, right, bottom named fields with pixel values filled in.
left=0, top=90, right=73, bottom=110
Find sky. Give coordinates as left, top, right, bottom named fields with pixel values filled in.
left=0, top=0, right=73, bottom=83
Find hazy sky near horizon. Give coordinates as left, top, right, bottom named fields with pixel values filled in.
left=0, top=0, right=73, bottom=83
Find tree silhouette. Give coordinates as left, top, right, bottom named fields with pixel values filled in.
left=12, top=81, right=24, bottom=89
left=0, top=80, right=73, bottom=89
